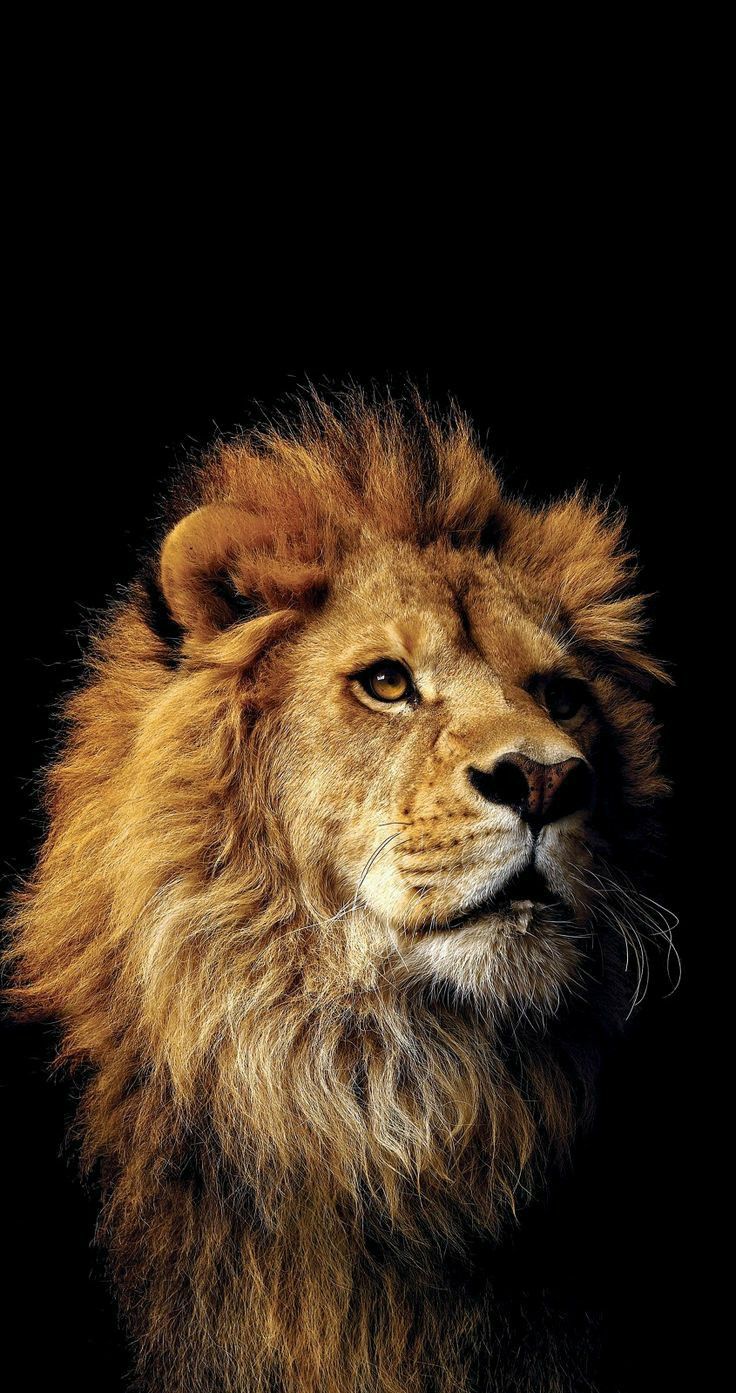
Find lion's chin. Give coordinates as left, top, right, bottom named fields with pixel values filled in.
left=392, top=901, right=583, bottom=1014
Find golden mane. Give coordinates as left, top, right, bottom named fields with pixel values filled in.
left=5, top=391, right=667, bottom=1392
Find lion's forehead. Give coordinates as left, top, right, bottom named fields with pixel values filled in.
left=312, top=541, right=567, bottom=684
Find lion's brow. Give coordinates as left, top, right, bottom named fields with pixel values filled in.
left=452, top=588, right=482, bottom=657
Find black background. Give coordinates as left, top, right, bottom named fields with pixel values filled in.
left=0, top=261, right=713, bottom=1392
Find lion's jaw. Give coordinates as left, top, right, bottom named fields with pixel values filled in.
left=267, top=536, right=598, bottom=1015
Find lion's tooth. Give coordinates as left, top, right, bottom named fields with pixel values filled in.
left=509, top=899, right=533, bottom=933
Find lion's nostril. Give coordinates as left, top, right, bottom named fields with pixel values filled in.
left=467, top=754, right=592, bottom=827
left=469, top=761, right=527, bottom=809
left=547, top=760, right=593, bottom=823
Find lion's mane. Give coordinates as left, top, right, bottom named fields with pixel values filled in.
left=6, top=392, right=666, bottom=1392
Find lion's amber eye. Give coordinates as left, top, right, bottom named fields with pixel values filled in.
left=360, top=661, right=413, bottom=703
left=545, top=677, right=587, bottom=721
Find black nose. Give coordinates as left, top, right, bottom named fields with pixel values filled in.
left=468, top=753, right=592, bottom=828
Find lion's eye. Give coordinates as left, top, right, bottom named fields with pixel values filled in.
left=545, top=677, right=587, bottom=721
left=359, top=661, right=413, bottom=703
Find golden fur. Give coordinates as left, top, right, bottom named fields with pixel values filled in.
left=6, top=392, right=668, bottom=1392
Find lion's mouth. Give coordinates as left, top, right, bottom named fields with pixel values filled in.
left=438, top=865, right=559, bottom=935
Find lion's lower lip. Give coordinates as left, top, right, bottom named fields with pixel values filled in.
left=440, top=867, right=555, bottom=934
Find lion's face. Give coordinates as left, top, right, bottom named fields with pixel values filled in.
left=270, top=535, right=599, bottom=1011
left=141, top=404, right=666, bottom=1038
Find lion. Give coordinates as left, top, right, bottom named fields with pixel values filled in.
left=5, top=390, right=671, bottom=1392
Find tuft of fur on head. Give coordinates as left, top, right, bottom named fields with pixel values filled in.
left=5, top=388, right=670, bottom=1393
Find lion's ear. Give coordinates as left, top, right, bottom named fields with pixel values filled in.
left=501, top=497, right=670, bottom=689
left=159, top=505, right=327, bottom=645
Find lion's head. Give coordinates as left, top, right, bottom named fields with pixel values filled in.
left=8, top=392, right=670, bottom=1393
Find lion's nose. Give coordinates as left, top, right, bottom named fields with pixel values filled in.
left=467, top=754, right=592, bottom=828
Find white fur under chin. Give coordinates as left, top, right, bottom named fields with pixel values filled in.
left=392, top=910, right=584, bottom=1015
